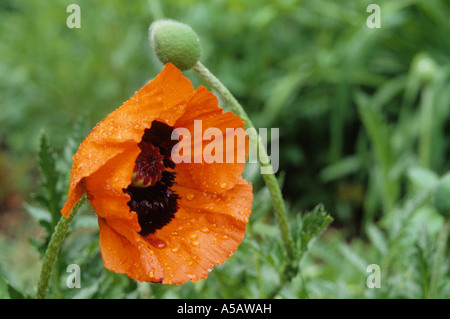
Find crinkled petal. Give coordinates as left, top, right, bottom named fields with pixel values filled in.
left=173, top=86, right=249, bottom=195
left=150, top=177, right=252, bottom=284
left=98, top=218, right=164, bottom=282
left=61, top=63, right=194, bottom=217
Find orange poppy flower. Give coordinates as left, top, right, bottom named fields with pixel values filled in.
left=61, top=63, right=253, bottom=284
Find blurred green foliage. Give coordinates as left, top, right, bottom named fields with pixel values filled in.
left=1, top=0, right=450, bottom=299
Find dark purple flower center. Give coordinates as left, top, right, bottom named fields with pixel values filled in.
left=123, top=121, right=179, bottom=236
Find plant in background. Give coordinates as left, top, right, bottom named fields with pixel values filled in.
left=430, top=175, right=450, bottom=298
left=2, top=0, right=449, bottom=301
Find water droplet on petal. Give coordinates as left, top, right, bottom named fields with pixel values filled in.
left=190, top=240, right=200, bottom=248
left=186, top=194, right=195, bottom=200
left=148, top=237, right=167, bottom=249
left=220, top=182, right=228, bottom=189
left=187, top=274, right=198, bottom=281
left=222, top=235, right=229, bottom=240
left=189, top=233, right=198, bottom=240
left=200, top=227, right=210, bottom=233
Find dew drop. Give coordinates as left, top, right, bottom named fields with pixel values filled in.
left=187, top=274, right=198, bottom=281
left=220, top=182, right=228, bottom=189
left=149, top=271, right=154, bottom=278
left=171, top=247, right=179, bottom=253
left=190, top=240, right=200, bottom=248
left=148, top=238, right=167, bottom=249
left=200, top=227, right=210, bottom=233
left=189, top=233, right=198, bottom=240
left=222, top=235, right=229, bottom=240
left=186, top=194, right=195, bottom=200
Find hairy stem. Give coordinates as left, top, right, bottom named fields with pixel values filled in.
left=36, top=196, right=86, bottom=299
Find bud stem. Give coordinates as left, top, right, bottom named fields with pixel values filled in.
left=192, top=61, right=296, bottom=275
left=36, top=196, right=86, bottom=299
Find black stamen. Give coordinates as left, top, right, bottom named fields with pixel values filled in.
left=123, top=121, right=179, bottom=236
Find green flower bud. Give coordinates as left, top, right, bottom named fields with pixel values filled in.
left=433, top=174, right=450, bottom=219
left=149, top=19, right=201, bottom=71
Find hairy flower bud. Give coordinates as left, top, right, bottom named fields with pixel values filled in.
left=149, top=19, right=201, bottom=71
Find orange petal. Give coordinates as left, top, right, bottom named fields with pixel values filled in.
left=84, top=145, right=141, bottom=232
left=173, top=86, right=248, bottom=195
left=61, top=63, right=195, bottom=217
left=145, top=177, right=252, bottom=284
left=98, top=218, right=164, bottom=282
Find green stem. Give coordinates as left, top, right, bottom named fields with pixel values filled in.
left=429, top=218, right=449, bottom=299
left=192, top=61, right=295, bottom=273
left=36, top=196, right=86, bottom=299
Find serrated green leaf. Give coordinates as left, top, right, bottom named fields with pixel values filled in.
left=38, top=132, right=59, bottom=191
left=299, top=205, right=333, bottom=252
left=38, top=131, right=63, bottom=228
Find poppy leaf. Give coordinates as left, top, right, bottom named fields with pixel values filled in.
left=38, top=132, right=63, bottom=227
left=298, top=204, right=333, bottom=254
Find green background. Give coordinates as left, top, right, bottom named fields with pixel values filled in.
left=0, top=0, right=449, bottom=299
